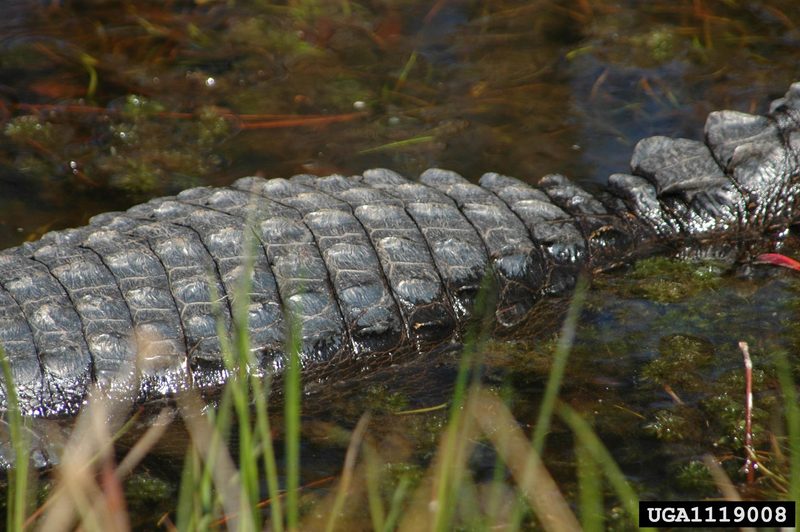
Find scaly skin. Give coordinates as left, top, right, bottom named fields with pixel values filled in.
left=0, top=82, right=798, bottom=427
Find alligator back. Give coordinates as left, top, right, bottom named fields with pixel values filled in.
left=1, top=82, right=800, bottom=419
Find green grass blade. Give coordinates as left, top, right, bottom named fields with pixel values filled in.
left=233, top=228, right=263, bottom=530
left=382, top=475, right=411, bottom=532
left=0, top=345, right=29, bottom=532
left=531, top=276, right=587, bottom=454
left=176, top=447, right=201, bottom=530
left=209, top=267, right=258, bottom=529
left=775, top=350, right=800, bottom=504
left=508, top=279, right=587, bottom=528
left=357, top=135, right=435, bottom=155
left=364, top=445, right=385, bottom=532
left=577, top=441, right=604, bottom=532
left=200, top=385, right=234, bottom=524
left=559, top=403, right=650, bottom=530
left=395, top=50, right=417, bottom=89
left=253, top=373, right=284, bottom=532
left=285, top=313, right=302, bottom=531
left=433, top=271, right=496, bottom=531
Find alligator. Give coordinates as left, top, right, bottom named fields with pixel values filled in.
left=0, top=81, right=799, bottom=433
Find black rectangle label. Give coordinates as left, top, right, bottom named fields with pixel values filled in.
left=639, top=501, right=795, bottom=527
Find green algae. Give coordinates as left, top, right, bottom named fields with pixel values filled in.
left=364, top=384, right=409, bottom=414
left=121, top=95, right=165, bottom=117
left=4, top=116, right=57, bottom=145
left=629, top=27, right=677, bottom=64
left=125, top=471, right=175, bottom=502
left=619, top=257, right=724, bottom=304
left=673, top=460, right=714, bottom=494
left=642, top=334, right=715, bottom=392
left=645, top=408, right=699, bottom=442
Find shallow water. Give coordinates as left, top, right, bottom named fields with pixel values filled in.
left=2, top=0, right=800, bottom=526
left=2, top=1, right=799, bottom=246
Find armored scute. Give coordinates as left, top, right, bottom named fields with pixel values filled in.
left=0, top=82, right=799, bottom=422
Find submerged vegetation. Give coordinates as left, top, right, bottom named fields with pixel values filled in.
left=1, top=0, right=799, bottom=246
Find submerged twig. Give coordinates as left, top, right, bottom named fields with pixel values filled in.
left=5, top=101, right=366, bottom=131
left=663, top=384, right=684, bottom=405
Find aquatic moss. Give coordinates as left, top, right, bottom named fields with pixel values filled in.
left=481, top=337, right=555, bottom=375
left=105, top=159, right=159, bottom=194
left=122, top=95, right=165, bottom=118
left=645, top=409, right=694, bottom=442
left=125, top=471, right=174, bottom=501
left=364, top=384, right=409, bottom=413
left=632, top=27, right=677, bottom=63
left=641, top=334, right=715, bottom=392
left=196, top=107, right=231, bottom=148
left=673, top=460, right=714, bottom=494
left=4, top=116, right=56, bottom=144
left=700, top=368, right=774, bottom=448
left=623, top=257, right=723, bottom=304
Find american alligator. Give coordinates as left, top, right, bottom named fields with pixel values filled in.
left=1, top=82, right=799, bottom=428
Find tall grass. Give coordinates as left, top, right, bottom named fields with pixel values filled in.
left=174, top=215, right=298, bottom=531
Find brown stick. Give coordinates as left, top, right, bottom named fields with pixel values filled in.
left=10, top=102, right=366, bottom=127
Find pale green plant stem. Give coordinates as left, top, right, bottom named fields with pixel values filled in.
left=1, top=346, right=29, bottom=532
left=577, top=442, right=603, bottom=532
left=433, top=274, right=495, bottom=531
left=240, top=215, right=285, bottom=530
left=364, top=445, right=385, bottom=531
left=231, top=242, right=262, bottom=529
left=285, top=314, right=302, bottom=531
left=252, top=373, right=284, bottom=532
left=383, top=476, right=412, bottom=532
left=325, top=413, right=371, bottom=532
left=774, top=350, right=800, bottom=504
left=559, top=403, right=650, bottom=530
left=531, top=276, right=588, bottom=453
